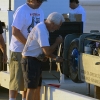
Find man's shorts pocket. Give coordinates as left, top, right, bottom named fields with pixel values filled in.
left=21, top=58, right=27, bottom=72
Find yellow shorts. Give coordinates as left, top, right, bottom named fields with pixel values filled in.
left=9, top=52, right=24, bottom=91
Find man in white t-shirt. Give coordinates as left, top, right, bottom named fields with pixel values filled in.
left=21, top=12, right=65, bottom=100
left=69, top=0, right=86, bottom=29
left=9, top=0, right=45, bottom=100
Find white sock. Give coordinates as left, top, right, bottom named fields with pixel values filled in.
left=22, top=98, right=26, bottom=100
left=9, top=98, right=16, bottom=100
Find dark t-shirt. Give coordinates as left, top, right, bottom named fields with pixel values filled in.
left=0, top=21, right=3, bottom=34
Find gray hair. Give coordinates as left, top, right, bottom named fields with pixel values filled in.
left=47, top=12, right=65, bottom=25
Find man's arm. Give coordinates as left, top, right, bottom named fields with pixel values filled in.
left=42, top=47, right=63, bottom=62
left=42, top=36, right=63, bottom=56
left=12, top=26, right=27, bottom=45
left=0, top=34, right=6, bottom=53
left=41, top=43, right=58, bottom=57
left=0, top=34, right=7, bottom=63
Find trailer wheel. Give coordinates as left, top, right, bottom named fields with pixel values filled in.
left=68, top=38, right=83, bottom=83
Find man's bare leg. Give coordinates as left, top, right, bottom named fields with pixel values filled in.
left=9, top=90, right=26, bottom=100
left=9, top=90, right=18, bottom=100
left=34, top=86, right=41, bottom=100
left=26, top=88, right=36, bottom=100
left=22, top=91, right=27, bottom=100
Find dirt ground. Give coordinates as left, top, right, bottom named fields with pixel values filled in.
left=83, top=6, right=100, bottom=33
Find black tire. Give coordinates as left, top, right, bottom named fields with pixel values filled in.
left=68, top=38, right=83, bottom=83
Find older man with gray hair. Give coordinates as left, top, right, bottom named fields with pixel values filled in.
left=21, top=12, right=65, bottom=100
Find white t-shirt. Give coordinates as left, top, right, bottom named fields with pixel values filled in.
left=22, top=22, right=50, bottom=57
left=69, top=5, right=86, bottom=31
left=10, top=3, right=44, bottom=52
left=69, top=5, right=86, bottom=23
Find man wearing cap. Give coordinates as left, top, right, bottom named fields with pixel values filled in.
left=21, top=12, right=65, bottom=100
left=69, top=0, right=86, bottom=30
left=9, top=0, right=45, bottom=100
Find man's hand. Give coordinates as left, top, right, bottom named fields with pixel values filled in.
left=42, top=57, right=48, bottom=62
left=55, top=56, right=63, bottom=63
left=55, top=35, right=63, bottom=45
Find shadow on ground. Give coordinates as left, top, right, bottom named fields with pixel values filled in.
left=0, top=86, right=22, bottom=100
